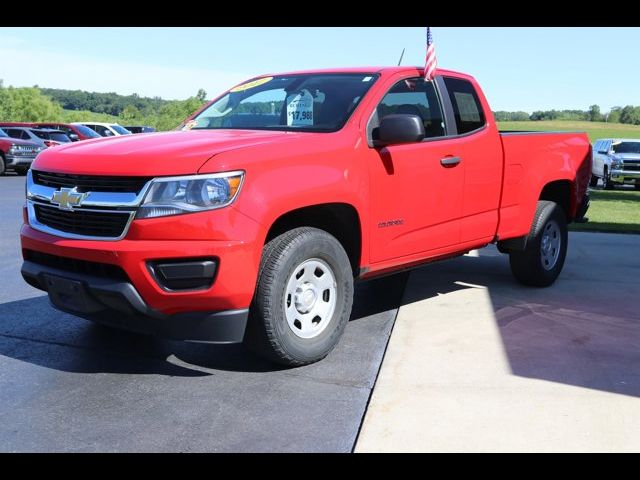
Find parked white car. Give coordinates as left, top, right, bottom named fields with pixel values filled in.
left=71, top=122, right=132, bottom=137
left=591, top=138, right=640, bottom=190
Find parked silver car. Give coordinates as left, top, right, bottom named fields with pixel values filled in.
left=591, top=138, right=640, bottom=190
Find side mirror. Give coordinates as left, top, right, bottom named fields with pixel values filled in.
left=68, top=133, right=79, bottom=141
left=598, top=150, right=608, bottom=155
left=377, top=114, right=425, bottom=146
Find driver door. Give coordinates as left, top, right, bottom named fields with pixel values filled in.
left=366, top=76, right=465, bottom=264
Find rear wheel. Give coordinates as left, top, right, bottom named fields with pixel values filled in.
left=509, top=201, right=568, bottom=287
left=245, top=227, right=354, bottom=366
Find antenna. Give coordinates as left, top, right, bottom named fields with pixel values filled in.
left=397, top=48, right=405, bottom=66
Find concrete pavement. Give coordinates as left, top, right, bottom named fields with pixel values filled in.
left=356, top=232, right=640, bottom=452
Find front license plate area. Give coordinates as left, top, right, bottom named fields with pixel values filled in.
left=43, top=274, right=99, bottom=314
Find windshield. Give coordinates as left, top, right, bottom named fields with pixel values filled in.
left=32, top=130, right=50, bottom=139
left=611, top=141, right=640, bottom=154
left=112, top=125, right=132, bottom=135
left=74, top=124, right=101, bottom=138
left=190, top=73, right=379, bottom=133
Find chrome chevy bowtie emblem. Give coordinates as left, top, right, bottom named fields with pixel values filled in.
left=51, top=187, right=87, bottom=211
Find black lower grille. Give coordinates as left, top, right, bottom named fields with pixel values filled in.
left=23, top=249, right=129, bottom=282
left=32, top=170, right=151, bottom=193
left=623, top=164, right=640, bottom=172
left=34, top=203, right=131, bottom=238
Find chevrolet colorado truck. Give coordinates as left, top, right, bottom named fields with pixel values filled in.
left=20, top=67, right=591, bottom=366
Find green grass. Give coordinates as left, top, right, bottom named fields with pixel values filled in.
left=569, top=187, right=640, bottom=234
left=497, top=120, right=640, bottom=142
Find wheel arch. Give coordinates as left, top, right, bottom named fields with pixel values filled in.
left=264, top=203, right=363, bottom=276
left=539, top=180, right=573, bottom=220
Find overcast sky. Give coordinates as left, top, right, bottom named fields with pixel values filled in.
left=1, top=27, right=638, bottom=113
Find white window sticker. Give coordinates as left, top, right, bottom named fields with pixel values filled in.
left=362, top=76, right=372, bottom=82
left=286, top=89, right=314, bottom=126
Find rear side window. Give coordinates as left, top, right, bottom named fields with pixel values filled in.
left=443, top=77, right=485, bottom=134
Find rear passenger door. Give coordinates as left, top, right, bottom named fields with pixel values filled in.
left=440, top=76, right=504, bottom=244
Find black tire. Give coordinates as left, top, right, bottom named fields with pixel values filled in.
left=15, top=167, right=28, bottom=176
left=245, top=227, right=354, bottom=367
left=602, top=168, right=614, bottom=190
left=589, top=175, right=598, bottom=187
left=634, top=183, right=640, bottom=190
left=0, top=154, right=5, bottom=176
left=509, top=200, right=568, bottom=287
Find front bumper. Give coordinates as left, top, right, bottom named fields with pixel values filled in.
left=610, top=169, right=640, bottom=184
left=5, top=155, right=36, bottom=167
left=20, top=205, right=264, bottom=316
left=21, top=260, right=248, bottom=343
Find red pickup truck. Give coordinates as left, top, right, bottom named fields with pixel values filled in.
left=20, top=67, right=591, bottom=366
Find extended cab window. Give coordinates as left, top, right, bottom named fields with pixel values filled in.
left=191, top=74, right=378, bottom=133
left=376, top=77, right=445, bottom=138
left=443, top=77, right=486, bottom=134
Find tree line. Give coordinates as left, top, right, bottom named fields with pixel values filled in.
left=0, top=80, right=208, bottom=131
left=493, top=105, right=640, bottom=125
left=3, top=80, right=640, bottom=129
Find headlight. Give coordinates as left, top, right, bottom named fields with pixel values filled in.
left=136, top=171, right=244, bottom=219
left=610, top=157, right=624, bottom=169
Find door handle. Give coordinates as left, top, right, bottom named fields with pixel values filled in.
left=440, top=156, right=462, bottom=167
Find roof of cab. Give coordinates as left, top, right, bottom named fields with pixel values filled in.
left=255, top=66, right=472, bottom=80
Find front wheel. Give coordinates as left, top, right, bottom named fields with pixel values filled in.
left=15, top=167, right=28, bottom=176
left=509, top=201, right=568, bottom=287
left=589, top=175, right=598, bottom=187
left=245, top=227, right=354, bottom=367
left=0, top=154, right=5, bottom=176
left=602, top=168, right=614, bottom=190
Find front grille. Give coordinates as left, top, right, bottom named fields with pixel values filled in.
left=34, top=203, right=131, bottom=238
left=32, top=170, right=151, bottom=193
left=623, top=163, right=640, bottom=172
left=23, top=249, right=129, bottom=281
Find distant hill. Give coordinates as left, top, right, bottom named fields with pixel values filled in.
left=40, top=88, right=172, bottom=117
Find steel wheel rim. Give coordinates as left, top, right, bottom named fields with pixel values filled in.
left=540, top=220, right=561, bottom=271
left=284, top=258, right=337, bottom=339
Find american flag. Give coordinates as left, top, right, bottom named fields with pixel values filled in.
left=424, top=27, right=437, bottom=81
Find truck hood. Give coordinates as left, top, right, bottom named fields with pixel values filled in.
left=0, top=137, right=41, bottom=148
left=31, top=129, right=303, bottom=176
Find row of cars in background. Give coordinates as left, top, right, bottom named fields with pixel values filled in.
left=590, top=138, right=640, bottom=190
left=0, top=122, right=155, bottom=175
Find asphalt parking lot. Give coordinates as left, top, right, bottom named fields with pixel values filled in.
left=0, top=174, right=407, bottom=452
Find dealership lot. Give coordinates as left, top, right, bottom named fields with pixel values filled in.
left=1, top=174, right=638, bottom=452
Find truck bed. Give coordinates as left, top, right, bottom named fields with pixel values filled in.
left=496, top=130, right=592, bottom=241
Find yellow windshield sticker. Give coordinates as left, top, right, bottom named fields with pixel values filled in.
left=229, top=77, right=273, bottom=93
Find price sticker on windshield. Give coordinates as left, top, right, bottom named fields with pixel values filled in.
left=286, top=89, right=314, bottom=126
